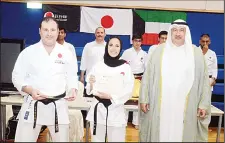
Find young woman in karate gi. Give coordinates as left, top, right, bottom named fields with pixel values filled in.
left=85, top=36, right=134, bottom=142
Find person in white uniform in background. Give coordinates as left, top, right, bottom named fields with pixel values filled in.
left=146, top=31, right=168, bottom=67
left=57, top=27, right=84, bottom=142
left=85, top=36, right=134, bottom=142
left=57, top=27, right=77, bottom=61
left=12, top=17, right=78, bottom=142
left=80, top=27, right=106, bottom=85
left=57, top=27, right=78, bottom=93
left=120, top=34, right=147, bottom=129
left=199, top=34, right=218, bottom=91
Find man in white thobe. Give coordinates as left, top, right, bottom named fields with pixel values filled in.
left=139, top=19, right=211, bottom=142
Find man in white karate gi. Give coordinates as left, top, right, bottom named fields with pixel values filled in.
left=12, top=16, right=78, bottom=142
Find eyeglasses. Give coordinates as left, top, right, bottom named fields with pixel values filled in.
left=160, top=37, right=167, bottom=40
left=133, top=39, right=142, bottom=42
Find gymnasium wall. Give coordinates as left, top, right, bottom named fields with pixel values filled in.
left=1, top=2, right=224, bottom=55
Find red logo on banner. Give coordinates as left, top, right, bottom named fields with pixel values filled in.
left=44, top=12, right=54, bottom=18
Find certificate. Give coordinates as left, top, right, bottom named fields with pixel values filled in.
left=93, top=73, right=124, bottom=95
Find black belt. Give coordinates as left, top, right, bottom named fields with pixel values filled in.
left=134, top=72, right=143, bottom=76
left=31, top=92, right=66, bottom=133
left=209, top=75, right=212, bottom=78
left=93, top=96, right=112, bottom=142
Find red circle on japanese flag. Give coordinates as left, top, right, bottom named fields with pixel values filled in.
left=44, top=12, right=54, bottom=18
left=101, top=15, right=114, bottom=29
left=58, top=53, right=62, bottom=58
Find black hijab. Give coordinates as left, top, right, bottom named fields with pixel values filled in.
left=103, top=36, right=126, bottom=67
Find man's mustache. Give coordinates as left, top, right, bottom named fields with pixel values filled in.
left=175, top=36, right=182, bottom=39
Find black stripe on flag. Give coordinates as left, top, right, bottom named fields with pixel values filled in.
left=132, top=9, right=145, bottom=37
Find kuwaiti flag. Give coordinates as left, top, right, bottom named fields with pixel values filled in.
left=132, top=10, right=187, bottom=45
left=80, top=6, right=133, bottom=35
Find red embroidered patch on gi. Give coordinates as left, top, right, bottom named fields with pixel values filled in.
left=120, top=72, right=125, bottom=76
left=58, top=53, right=62, bottom=58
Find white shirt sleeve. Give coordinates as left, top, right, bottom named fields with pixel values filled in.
left=147, top=46, right=151, bottom=53
left=12, top=49, right=29, bottom=95
left=70, top=44, right=77, bottom=58
left=145, top=55, right=150, bottom=69
left=143, top=52, right=148, bottom=71
left=80, top=44, right=88, bottom=71
left=69, top=44, right=78, bottom=74
left=148, top=45, right=158, bottom=55
left=145, top=45, right=156, bottom=68
left=66, top=52, right=79, bottom=91
left=110, top=65, right=134, bottom=105
left=212, top=51, right=218, bottom=79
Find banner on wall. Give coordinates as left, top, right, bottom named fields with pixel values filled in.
left=42, top=4, right=80, bottom=32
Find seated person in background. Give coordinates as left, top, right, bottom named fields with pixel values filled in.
left=85, top=36, right=134, bottom=142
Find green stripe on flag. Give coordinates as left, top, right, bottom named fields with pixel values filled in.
left=135, top=10, right=187, bottom=23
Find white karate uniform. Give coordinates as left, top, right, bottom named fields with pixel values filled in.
left=62, top=41, right=77, bottom=62
left=12, top=41, right=78, bottom=142
left=120, top=47, right=147, bottom=74
left=146, top=44, right=159, bottom=68
left=61, top=41, right=78, bottom=93
left=85, top=61, right=134, bottom=142
left=201, top=47, right=218, bottom=91
left=62, top=41, right=77, bottom=57
left=80, top=41, right=106, bottom=79
left=120, top=47, right=147, bottom=126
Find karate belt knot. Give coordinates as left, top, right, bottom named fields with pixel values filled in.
left=134, top=73, right=143, bottom=80
left=31, top=92, right=66, bottom=133
left=93, top=96, right=112, bottom=142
